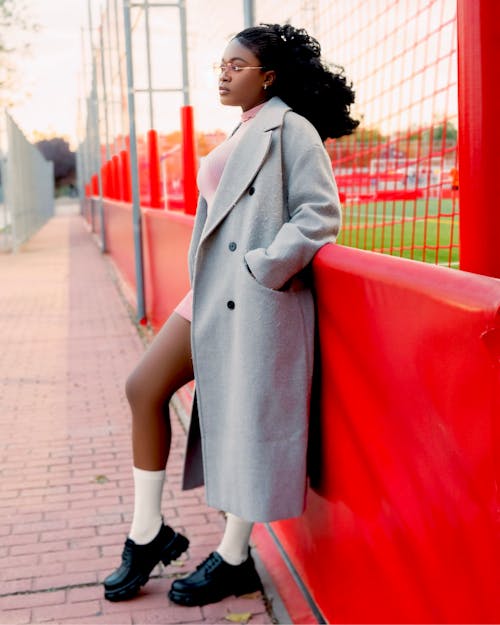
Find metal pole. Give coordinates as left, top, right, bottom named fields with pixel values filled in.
left=92, top=60, right=106, bottom=247
left=178, top=0, right=190, bottom=105
left=457, top=0, right=500, bottom=277
left=144, top=0, right=155, bottom=128
left=78, top=26, right=89, bottom=212
left=113, top=0, right=127, bottom=149
left=99, top=25, right=111, bottom=161
left=243, top=0, right=255, bottom=28
left=88, top=0, right=106, bottom=251
left=104, top=1, right=117, bottom=154
left=123, top=0, right=146, bottom=322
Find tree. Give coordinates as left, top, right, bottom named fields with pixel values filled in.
left=431, top=120, right=458, bottom=143
left=35, top=137, right=76, bottom=188
left=407, top=119, right=458, bottom=144
left=0, top=0, right=36, bottom=105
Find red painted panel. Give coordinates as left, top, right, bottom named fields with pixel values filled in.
left=102, top=200, right=136, bottom=294
left=270, top=245, right=500, bottom=623
left=141, top=207, right=194, bottom=331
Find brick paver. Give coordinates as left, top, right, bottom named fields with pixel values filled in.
left=0, top=202, right=276, bottom=624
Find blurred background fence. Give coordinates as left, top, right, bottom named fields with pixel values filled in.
left=0, top=112, right=54, bottom=252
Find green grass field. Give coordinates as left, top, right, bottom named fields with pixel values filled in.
left=337, top=198, right=460, bottom=265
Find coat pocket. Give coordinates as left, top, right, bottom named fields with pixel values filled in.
left=242, top=258, right=293, bottom=296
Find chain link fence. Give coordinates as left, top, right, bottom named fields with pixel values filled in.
left=0, top=112, right=54, bottom=252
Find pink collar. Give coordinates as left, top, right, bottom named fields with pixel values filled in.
left=240, top=102, right=267, bottom=123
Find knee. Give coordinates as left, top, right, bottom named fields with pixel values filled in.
left=125, top=368, right=144, bottom=412
left=125, top=369, right=154, bottom=412
left=125, top=368, right=171, bottom=416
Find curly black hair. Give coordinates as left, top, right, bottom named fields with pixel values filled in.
left=234, top=23, right=359, bottom=141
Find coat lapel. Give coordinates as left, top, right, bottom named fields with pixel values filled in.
left=199, top=97, right=290, bottom=243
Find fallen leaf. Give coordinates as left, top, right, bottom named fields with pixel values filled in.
left=239, top=591, right=261, bottom=599
left=94, top=475, right=109, bottom=484
left=224, top=612, right=252, bottom=624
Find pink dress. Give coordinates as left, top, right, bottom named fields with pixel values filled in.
left=174, top=103, right=266, bottom=321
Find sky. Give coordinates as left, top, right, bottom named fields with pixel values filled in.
left=5, top=0, right=237, bottom=147
left=6, top=0, right=100, bottom=146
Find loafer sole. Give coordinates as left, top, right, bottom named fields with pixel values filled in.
left=104, top=573, right=147, bottom=602
left=168, top=579, right=262, bottom=607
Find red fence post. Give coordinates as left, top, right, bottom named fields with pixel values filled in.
left=103, top=162, right=109, bottom=198
left=101, top=164, right=108, bottom=198
left=91, top=174, right=99, bottom=196
left=147, top=129, right=162, bottom=208
left=457, top=0, right=500, bottom=277
left=106, top=159, right=116, bottom=199
left=112, top=154, right=123, bottom=201
left=181, top=105, right=198, bottom=215
left=111, top=156, right=118, bottom=200
left=120, top=149, right=132, bottom=203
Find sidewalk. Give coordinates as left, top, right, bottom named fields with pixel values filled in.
left=0, top=202, right=275, bottom=625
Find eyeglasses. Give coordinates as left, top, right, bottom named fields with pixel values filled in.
left=213, top=62, right=264, bottom=75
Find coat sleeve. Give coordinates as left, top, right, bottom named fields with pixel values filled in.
left=244, top=142, right=341, bottom=291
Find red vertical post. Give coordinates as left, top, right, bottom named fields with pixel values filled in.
left=104, top=161, right=113, bottom=198
left=112, top=154, right=123, bottom=201
left=112, top=159, right=118, bottom=199
left=120, top=149, right=132, bottom=203
left=106, top=159, right=115, bottom=199
left=147, top=129, right=162, bottom=208
left=457, top=0, right=500, bottom=277
left=101, top=164, right=108, bottom=198
left=181, top=105, right=198, bottom=215
left=91, top=174, right=99, bottom=196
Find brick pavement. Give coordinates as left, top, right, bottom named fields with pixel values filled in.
left=0, top=202, right=277, bottom=625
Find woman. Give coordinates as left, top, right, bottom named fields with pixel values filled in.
left=104, top=23, right=358, bottom=607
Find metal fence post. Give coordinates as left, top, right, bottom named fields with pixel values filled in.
left=123, top=0, right=147, bottom=323
left=243, top=0, right=255, bottom=28
left=87, top=0, right=107, bottom=251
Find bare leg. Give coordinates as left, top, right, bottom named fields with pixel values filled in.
left=125, top=312, right=193, bottom=470
left=103, top=312, right=193, bottom=601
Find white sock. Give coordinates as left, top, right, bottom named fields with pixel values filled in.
left=128, top=467, right=165, bottom=545
left=216, top=512, right=254, bottom=566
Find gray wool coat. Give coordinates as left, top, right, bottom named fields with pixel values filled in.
left=181, top=96, right=341, bottom=522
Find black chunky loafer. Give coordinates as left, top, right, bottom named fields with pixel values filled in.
left=104, top=524, right=189, bottom=601
left=168, top=550, right=262, bottom=607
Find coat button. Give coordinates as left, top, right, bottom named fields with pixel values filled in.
left=227, top=300, right=235, bottom=310
left=248, top=186, right=255, bottom=195
left=228, top=242, right=237, bottom=251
